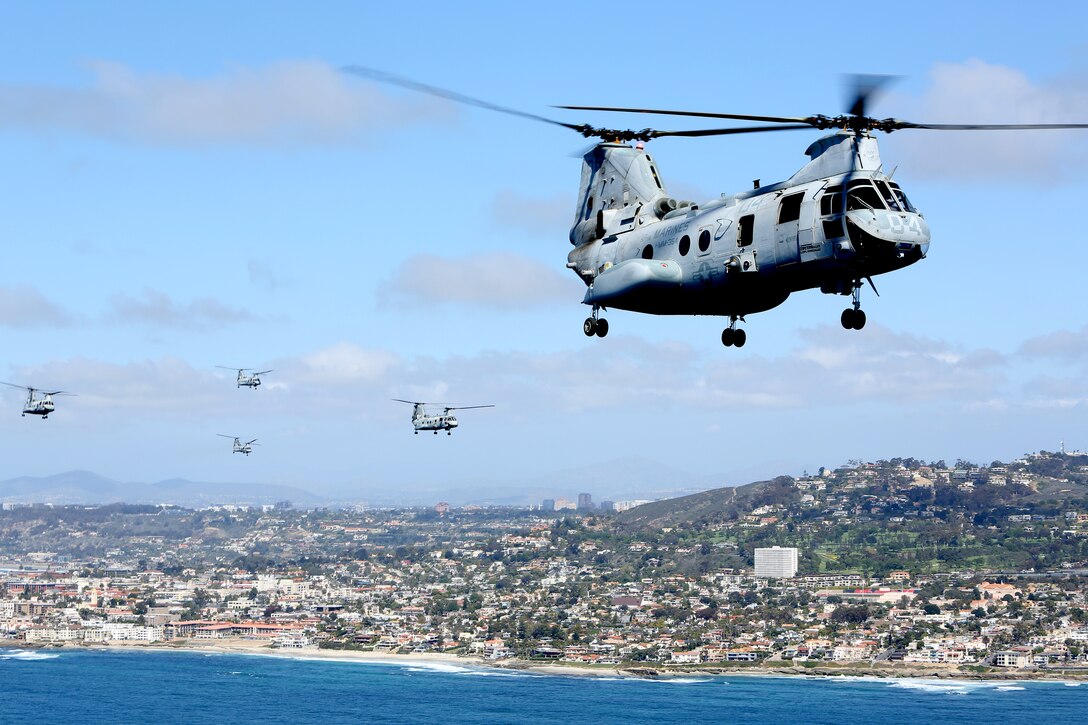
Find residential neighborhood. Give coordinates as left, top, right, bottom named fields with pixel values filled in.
left=3, top=452, right=1088, bottom=676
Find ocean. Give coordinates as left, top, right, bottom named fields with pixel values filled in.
left=1, top=648, right=1084, bottom=724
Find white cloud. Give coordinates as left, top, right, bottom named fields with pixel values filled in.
left=292, top=342, right=398, bottom=386
left=0, top=59, right=452, bottom=146
left=107, top=289, right=255, bottom=329
left=885, top=59, right=1088, bottom=181
left=1018, top=324, right=1088, bottom=362
left=0, top=286, right=73, bottom=328
left=378, top=252, right=582, bottom=309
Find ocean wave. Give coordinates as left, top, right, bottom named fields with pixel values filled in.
left=0, top=649, right=60, bottom=661
left=650, top=677, right=711, bottom=684
left=996, top=685, right=1025, bottom=691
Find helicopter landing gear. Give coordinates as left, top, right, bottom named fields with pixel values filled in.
left=447, top=431, right=452, bottom=436
left=721, top=316, right=746, bottom=347
left=841, top=280, right=867, bottom=330
left=583, top=307, right=608, bottom=338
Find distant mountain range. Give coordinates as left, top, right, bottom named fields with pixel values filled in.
left=0, top=456, right=780, bottom=508
left=0, top=470, right=325, bottom=508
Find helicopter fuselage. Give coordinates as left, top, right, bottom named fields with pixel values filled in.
left=413, top=413, right=458, bottom=433
left=566, top=132, right=930, bottom=322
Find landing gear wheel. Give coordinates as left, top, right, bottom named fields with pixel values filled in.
left=722, top=329, right=735, bottom=347
left=583, top=318, right=597, bottom=336
left=841, top=309, right=856, bottom=330
left=733, top=329, right=746, bottom=347
left=595, top=318, right=609, bottom=338
left=853, top=310, right=866, bottom=330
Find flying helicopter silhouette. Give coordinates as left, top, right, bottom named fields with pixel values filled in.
left=345, top=68, right=1088, bottom=347
left=1, top=382, right=75, bottom=419
left=216, top=366, right=272, bottom=389
left=393, top=399, right=494, bottom=435
left=217, top=434, right=258, bottom=455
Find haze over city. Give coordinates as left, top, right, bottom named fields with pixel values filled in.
left=2, top=1, right=1088, bottom=503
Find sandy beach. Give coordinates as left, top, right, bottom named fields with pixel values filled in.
left=19, top=639, right=1083, bottom=682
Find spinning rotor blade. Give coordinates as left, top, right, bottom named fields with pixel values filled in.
left=845, top=74, right=896, bottom=119
left=558, top=105, right=812, bottom=125
left=885, top=121, right=1088, bottom=131
left=254, top=369, right=273, bottom=375
left=446, top=405, right=495, bottom=411
left=246, top=439, right=259, bottom=445
left=343, top=65, right=586, bottom=134
left=392, top=398, right=425, bottom=406
left=216, top=434, right=237, bottom=439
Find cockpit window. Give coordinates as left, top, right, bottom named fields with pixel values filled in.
left=846, top=180, right=885, bottom=211
left=889, top=182, right=916, bottom=212
left=874, top=180, right=901, bottom=211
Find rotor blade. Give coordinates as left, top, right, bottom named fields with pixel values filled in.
left=254, top=370, right=273, bottom=375
left=447, top=405, right=495, bottom=410
left=216, top=434, right=235, bottom=439
left=845, top=74, right=896, bottom=119
left=889, top=121, right=1088, bottom=131
left=392, top=398, right=424, bottom=405
left=557, top=105, right=813, bottom=125
left=343, top=65, right=586, bottom=134
left=215, top=366, right=245, bottom=371
left=649, top=124, right=815, bottom=139
left=246, top=439, right=259, bottom=445
left=0, top=381, right=30, bottom=391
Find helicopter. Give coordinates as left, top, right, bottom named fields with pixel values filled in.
left=1, top=382, right=75, bottom=419
left=345, top=68, right=1088, bottom=347
left=217, top=434, right=259, bottom=455
left=217, top=366, right=273, bottom=389
left=392, top=399, right=494, bottom=435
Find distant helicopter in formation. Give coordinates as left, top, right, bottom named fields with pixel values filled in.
left=217, top=366, right=273, bottom=389
left=346, top=68, right=1088, bottom=347
left=217, top=434, right=259, bottom=455
left=393, top=399, right=494, bottom=435
left=1, top=382, right=74, bottom=419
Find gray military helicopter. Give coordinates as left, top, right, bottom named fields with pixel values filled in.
left=345, top=68, right=1088, bottom=347
left=1, top=382, right=75, bottom=419
left=217, top=434, right=258, bottom=455
left=216, top=366, right=273, bottom=389
left=393, top=399, right=494, bottom=435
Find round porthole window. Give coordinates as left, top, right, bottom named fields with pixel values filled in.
left=678, top=235, right=690, bottom=256
left=642, top=245, right=653, bottom=260
left=698, top=229, right=711, bottom=252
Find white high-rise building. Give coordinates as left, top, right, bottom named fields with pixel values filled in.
left=754, top=546, right=798, bottom=578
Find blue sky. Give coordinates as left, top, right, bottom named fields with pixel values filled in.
left=2, top=1, right=1088, bottom=502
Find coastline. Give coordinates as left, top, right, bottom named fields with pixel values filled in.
left=7, top=638, right=1088, bottom=682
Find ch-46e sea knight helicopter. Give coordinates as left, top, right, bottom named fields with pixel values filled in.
left=346, top=68, right=1088, bottom=347
left=393, top=399, right=494, bottom=435
left=1, top=382, right=75, bottom=419
left=216, top=366, right=272, bottom=389
left=217, top=434, right=259, bottom=455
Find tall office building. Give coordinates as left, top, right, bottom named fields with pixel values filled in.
left=577, top=493, right=594, bottom=510
left=541, top=499, right=556, bottom=512
left=754, top=546, right=799, bottom=578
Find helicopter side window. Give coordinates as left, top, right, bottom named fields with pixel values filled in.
left=738, top=214, right=754, bottom=247
left=822, top=218, right=845, bottom=240
left=678, top=235, right=690, bottom=256
left=846, top=180, right=885, bottom=211
left=698, top=229, right=711, bottom=253
left=642, top=244, right=653, bottom=259
left=778, top=192, right=804, bottom=224
left=585, top=196, right=594, bottom=219
left=874, top=180, right=901, bottom=211
left=889, top=183, right=916, bottom=212
left=820, top=186, right=842, bottom=216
